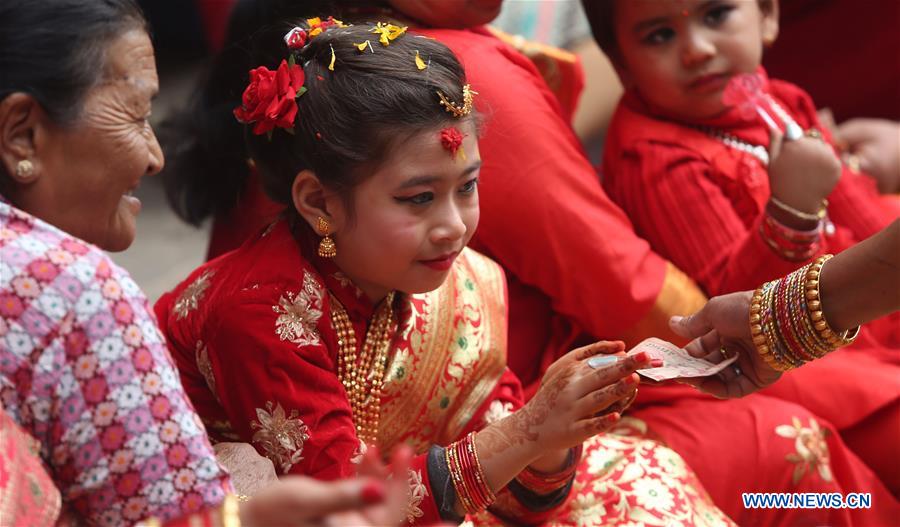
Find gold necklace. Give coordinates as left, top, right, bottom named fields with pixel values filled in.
left=330, top=292, right=396, bottom=446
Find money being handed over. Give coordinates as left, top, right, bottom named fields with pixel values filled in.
left=628, top=338, right=738, bottom=382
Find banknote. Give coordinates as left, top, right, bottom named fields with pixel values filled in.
left=628, top=337, right=738, bottom=382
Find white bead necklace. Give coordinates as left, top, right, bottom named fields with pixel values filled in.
left=700, top=96, right=804, bottom=167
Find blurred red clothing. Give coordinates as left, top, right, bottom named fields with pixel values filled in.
left=764, top=0, right=900, bottom=120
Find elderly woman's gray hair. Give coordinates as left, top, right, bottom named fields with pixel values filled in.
left=0, top=0, right=148, bottom=131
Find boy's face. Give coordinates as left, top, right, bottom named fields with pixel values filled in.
left=613, top=0, right=779, bottom=120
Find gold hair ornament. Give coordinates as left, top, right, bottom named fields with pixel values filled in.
left=437, top=84, right=478, bottom=118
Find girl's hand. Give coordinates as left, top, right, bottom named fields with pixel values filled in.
left=517, top=341, right=655, bottom=454
left=354, top=443, right=414, bottom=527
left=669, top=292, right=782, bottom=399
left=767, top=130, right=841, bottom=221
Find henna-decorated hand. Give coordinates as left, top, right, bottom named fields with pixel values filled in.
left=525, top=341, right=657, bottom=452
left=471, top=341, right=660, bottom=500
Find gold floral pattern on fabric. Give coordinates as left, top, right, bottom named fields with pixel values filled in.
left=467, top=417, right=733, bottom=526
left=195, top=340, right=218, bottom=399
left=482, top=400, right=514, bottom=426
left=378, top=249, right=507, bottom=452
left=273, top=271, right=324, bottom=346
left=775, top=417, right=834, bottom=485
left=250, top=401, right=310, bottom=473
left=405, top=468, right=428, bottom=523
left=173, top=270, right=214, bottom=320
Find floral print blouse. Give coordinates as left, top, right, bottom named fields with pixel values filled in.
left=0, top=197, right=231, bottom=525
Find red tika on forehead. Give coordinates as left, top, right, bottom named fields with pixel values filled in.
left=440, top=127, right=465, bottom=159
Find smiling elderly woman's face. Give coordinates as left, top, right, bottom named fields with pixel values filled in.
left=7, top=29, right=162, bottom=252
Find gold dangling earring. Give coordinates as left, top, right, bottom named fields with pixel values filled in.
left=316, top=216, right=337, bottom=258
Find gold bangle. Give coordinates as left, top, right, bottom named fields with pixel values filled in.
left=769, top=196, right=828, bottom=222
left=223, top=494, right=242, bottom=527
left=808, top=256, right=859, bottom=348
left=752, top=280, right=793, bottom=371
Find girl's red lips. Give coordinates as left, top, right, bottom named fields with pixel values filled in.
left=419, top=251, right=459, bottom=271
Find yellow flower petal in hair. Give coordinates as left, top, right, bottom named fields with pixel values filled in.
left=329, top=44, right=336, bottom=71
left=371, top=22, right=407, bottom=46
left=354, top=40, right=375, bottom=53
left=307, top=16, right=344, bottom=39
left=307, top=17, right=323, bottom=37
left=415, top=50, right=427, bottom=70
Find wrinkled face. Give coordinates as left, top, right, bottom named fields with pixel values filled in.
left=387, top=0, right=503, bottom=28
left=614, top=0, right=778, bottom=120
left=329, top=121, right=481, bottom=301
left=33, top=29, right=162, bottom=251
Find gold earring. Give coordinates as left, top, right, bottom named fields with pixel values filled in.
left=316, top=216, right=337, bottom=258
left=15, top=159, right=34, bottom=180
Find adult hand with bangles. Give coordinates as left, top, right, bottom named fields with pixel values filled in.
left=669, top=219, right=899, bottom=399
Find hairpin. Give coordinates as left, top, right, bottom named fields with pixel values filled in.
left=437, top=84, right=477, bottom=118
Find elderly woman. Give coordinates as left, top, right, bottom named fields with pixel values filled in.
left=0, top=1, right=399, bottom=525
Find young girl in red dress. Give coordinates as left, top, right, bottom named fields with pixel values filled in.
left=584, top=0, right=900, bottom=523
left=155, top=18, right=732, bottom=526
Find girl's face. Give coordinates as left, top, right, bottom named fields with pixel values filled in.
left=328, top=121, right=481, bottom=302
left=614, top=0, right=778, bottom=120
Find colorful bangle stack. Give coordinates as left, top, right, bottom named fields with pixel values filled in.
left=750, top=255, right=860, bottom=371
left=446, top=432, right=497, bottom=514
left=759, top=213, right=822, bottom=262
left=514, top=445, right=582, bottom=495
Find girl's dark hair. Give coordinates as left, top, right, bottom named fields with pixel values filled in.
left=163, top=11, right=469, bottom=223
left=0, top=0, right=148, bottom=126
left=246, top=22, right=469, bottom=209
left=161, top=0, right=398, bottom=225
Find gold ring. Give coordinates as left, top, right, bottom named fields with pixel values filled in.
left=805, top=128, right=824, bottom=141
left=845, top=153, right=861, bottom=173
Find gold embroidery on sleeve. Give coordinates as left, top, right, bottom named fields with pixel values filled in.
left=404, top=468, right=428, bottom=523
left=250, top=401, right=311, bottom=473
left=173, top=270, right=215, bottom=320
left=273, top=271, right=324, bottom=346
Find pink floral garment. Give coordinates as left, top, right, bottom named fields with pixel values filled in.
left=0, top=197, right=231, bottom=526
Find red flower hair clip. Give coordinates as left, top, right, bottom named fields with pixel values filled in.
left=284, top=27, right=308, bottom=50
left=234, top=59, right=307, bottom=136
left=235, top=16, right=345, bottom=137
left=284, top=16, right=344, bottom=50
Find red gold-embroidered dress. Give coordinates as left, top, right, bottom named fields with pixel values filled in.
left=156, top=220, right=731, bottom=526
left=203, top=26, right=709, bottom=395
